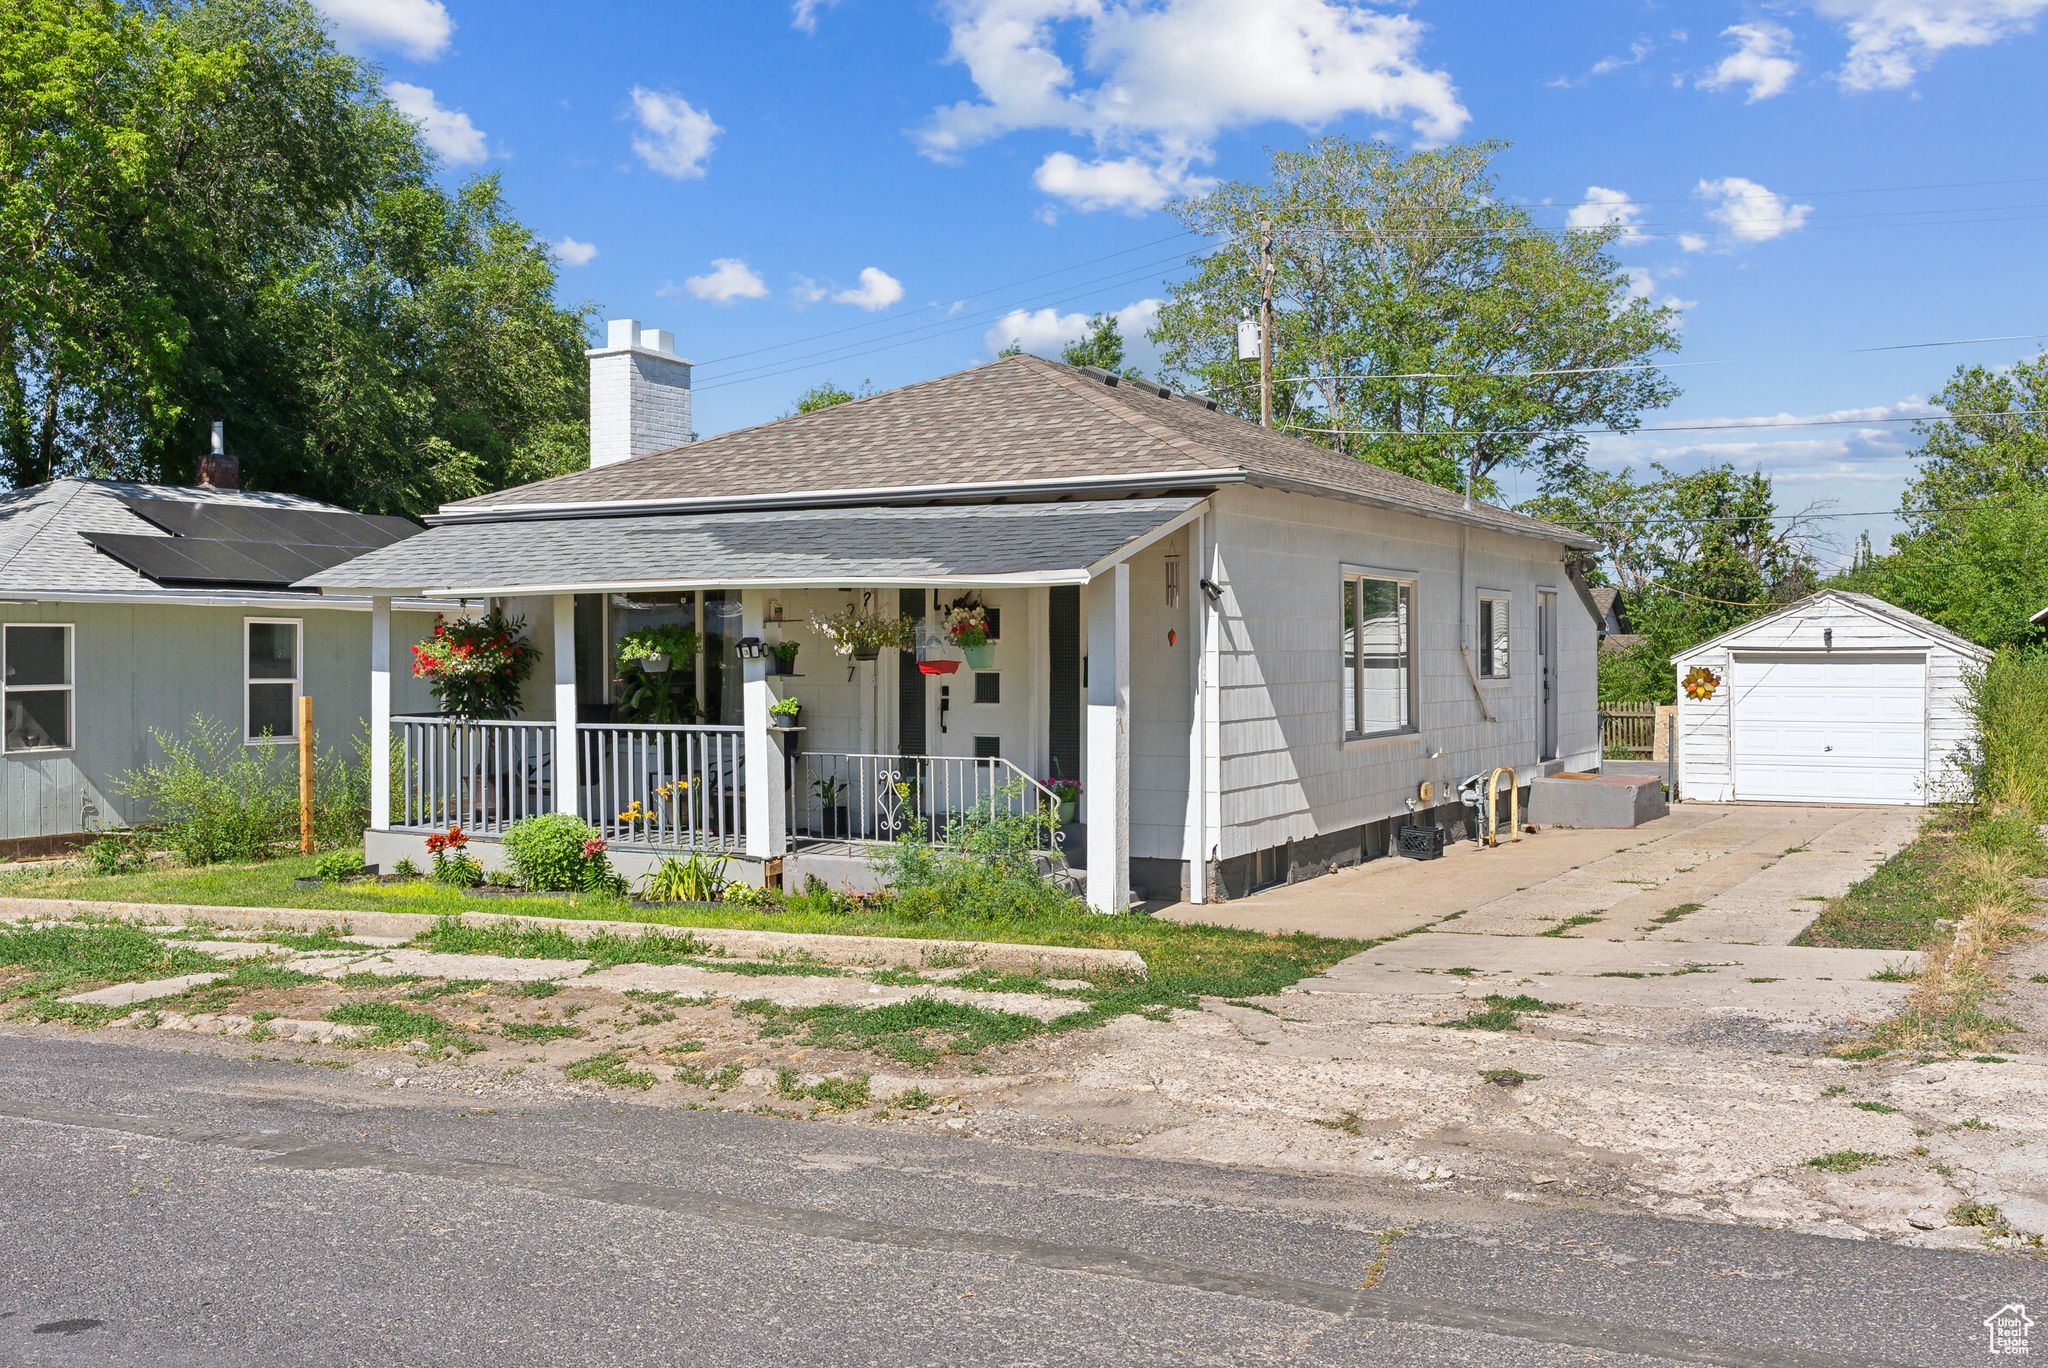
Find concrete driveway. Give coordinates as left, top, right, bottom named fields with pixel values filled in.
left=1162, top=802, right=1922, bottom=947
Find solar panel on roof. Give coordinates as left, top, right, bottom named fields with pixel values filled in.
left=121, top=498, right=417, bottom=549
left=92, top=496, right=423, bottom=589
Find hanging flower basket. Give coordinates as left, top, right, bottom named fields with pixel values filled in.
left=962, top=642, right=995, bottom=671
left=811, top=604, right=916, bottom=660
left=918, top=658, right=960, bottom=676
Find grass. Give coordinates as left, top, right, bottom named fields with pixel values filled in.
left=673, top=1061, right=744, bottom=1090
left=775, top=1070, right=872, bottom=1112
left=0, top=922, right=223, bottom=1023
left=1951, top=1200, right=2008, bottom=1231
left=1806, top=1150, right=1887, bottom=1173
left=1851, top=1100, right=1898, bottom=1114
left=1313, top=1111, right=1365, bottom=1138
left=734, top=997, right=1047, bottom=1065
left=324, top=1001, right=478, bottom=1055
left=564, top=1051, right=657, bottom=1090
left=497, top=1021, right=582, bottom=1042
left=1479, top=1067, right=1537, bottom=1087
left=1648, top=902, right=1703, bottom=927
left=1443, top=994, right=1563, bottom=1032
left=1540, top=914, right=1602, bottom=938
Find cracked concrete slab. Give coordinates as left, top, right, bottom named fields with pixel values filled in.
left=58, top=973, right=227, bottom=1007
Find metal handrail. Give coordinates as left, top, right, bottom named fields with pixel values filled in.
left=790, top=750, right=1063, bottom=851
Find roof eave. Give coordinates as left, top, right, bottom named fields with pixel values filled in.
left=1237, top=472, right=1600, bottom=550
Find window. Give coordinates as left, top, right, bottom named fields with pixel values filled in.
left=973, top=735, right=1003, bottom=759
left=3, top=624, right=73, bottom=753
left=245, top=619, right=301, bottom=743
left=974, top=672, right=1001, bottom=705
left=1340, top=572, right=1414, bottom=740
left=1478, top=593, right=1511, bottom=679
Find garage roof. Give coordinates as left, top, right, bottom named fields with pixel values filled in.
left=1671, top=590, right=1992, bottom=664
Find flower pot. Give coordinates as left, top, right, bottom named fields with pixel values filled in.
left=642, top=653, right=671, bottom=674
left=962, top=642, right=995, bottom=671
left=1056, top=797, right=1078, bottom=825
left=773, top=710, right=799, bottom=729
left=770, top=655, right=797, bottom=677
left=918, top=659, right=960, bottom=675
left=852, top=647, right=880, bottom=662
left=822, top=805, right=848, bottom=837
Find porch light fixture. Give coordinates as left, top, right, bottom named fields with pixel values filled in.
left=735, top=636, right=766, bottom=660
left=1199, top=577, right=1224, bottom=605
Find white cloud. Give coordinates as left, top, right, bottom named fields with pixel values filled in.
left=1812, top=0, right=2048, bottom=90
left=678, top=258, right=768, bottom=303
left=313, top=0, right=451, bottom=61
left=551, top=236, right=598, bottom=267
left=629, top=88, right=720, bottom=180
left=791, top=0, right=841, bottom=32
left=833, top=267, right=906, bottom=311
left=1566, top=186, right=1647, bottom=244
left=1685, top=177, right=1814, bottom=251
left=1698, top=22, right=1800, bottom=100
left=384, top=82, right=487, bottom=165
left=789, top=276, right=830, bottom=305
left=1592, top=38, right=1656, bottom=76
left=921, top=0, right=1466, bottom=211
left=1619, top=266, right=1695, bottom=313
left=984, top=298, right=1163, bottom=362
left=1033, top=152, right=1213, bottom=212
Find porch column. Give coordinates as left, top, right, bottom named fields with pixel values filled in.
left=1085, top=562, right=1131, bottom=912
left=551, top=594, right=579, bottom=816
left=369, top=595, right=392, bottom=830
left=1183, top=511, right=1208, bottom=904
left=739, top=590, right=788, bottom=861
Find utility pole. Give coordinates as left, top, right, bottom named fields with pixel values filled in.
left=1257, top=217, right=1275, bottom=429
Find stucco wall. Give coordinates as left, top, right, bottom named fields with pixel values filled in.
left=1, top=600, right=438, bottom=841
left=1205, top=485, right=1599, bottom=862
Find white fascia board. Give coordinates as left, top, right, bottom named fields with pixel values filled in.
left=427, top=470, right=1244, bottom=525
left=1080, top=500, right=1211, bottom=579
left=361, top=571, right=1093, bottom=599
left=0, top=589, right=464, bottom=612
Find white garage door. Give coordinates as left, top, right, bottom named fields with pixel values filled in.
left=1731, top=653, right=1928, bottom=805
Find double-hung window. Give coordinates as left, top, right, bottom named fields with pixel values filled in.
left=1477, top=592, right=1511, bottom=679
left=2, top=624, right=73, bottom=753
left=1339, top=572, right=1415, bottom=740
left=245, top=619, right=302, bottom=743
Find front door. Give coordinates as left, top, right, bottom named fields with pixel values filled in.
left=1538, top=591, right=1558, bottom=762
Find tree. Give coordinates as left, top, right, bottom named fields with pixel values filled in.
left=1526, top=462, right=1818, bottom=699
left=1150, top=138, right=1682, bottom=498
left=1, top=0, right=591, bottom=514
left=1059, top=312, right=1143, bottom=380
left=785, top=379, right=870, bottom=416
left=1837, top=355, right=2048, bottom=647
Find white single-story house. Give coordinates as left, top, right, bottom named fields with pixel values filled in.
left=305, top=319, right=1605, bottom=909
left=0, top=447, right=442, bottom=852
left=1673, top=590, right=1990, bottom=807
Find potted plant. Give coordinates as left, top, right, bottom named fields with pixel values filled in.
left=811, top=604, right=916, bottom=662
left=770, top=695, right=801, bottom=728
left=811, top=775, right=847, bottom=837
left=768, top=640, right=801, bottom=677
left=1044, top=776, right=1081, bottom=825
left=409, top=610, right=537, bottom=719
left=613, top=623, right=701, bottom=724
left=947, top=600, right=994, bottom=671
left=615, top=623, right=698, bottom=676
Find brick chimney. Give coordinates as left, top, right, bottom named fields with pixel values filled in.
left=587, top=319, right=694, bottom=469
left=198, top=419, right=239, bottom=490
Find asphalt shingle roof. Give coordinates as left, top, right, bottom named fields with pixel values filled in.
left=0, top=480, right=341, bottom=597
left=442, top=354, right=1593, bottom=550
left=302, top=497, right=1204, bottom=593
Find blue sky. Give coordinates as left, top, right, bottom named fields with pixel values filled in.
left=322, top=0, right=2048, bottom=559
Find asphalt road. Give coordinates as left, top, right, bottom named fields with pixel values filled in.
left=0, top=1033, right=2037, bottom=1366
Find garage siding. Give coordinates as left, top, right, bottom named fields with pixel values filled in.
left=1674, top=593, right=1986, bottom=806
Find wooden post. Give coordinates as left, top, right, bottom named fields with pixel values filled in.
left=298, top=693, right=315, bottom=854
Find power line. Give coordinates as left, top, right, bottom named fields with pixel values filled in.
left=1278, top=408, right=2048, bottom=440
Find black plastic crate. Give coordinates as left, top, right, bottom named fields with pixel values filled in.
left=1394, top=823, right=1445, bottom=860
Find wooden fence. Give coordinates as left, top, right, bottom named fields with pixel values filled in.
left=1600, top=701, right=1659, bottom=759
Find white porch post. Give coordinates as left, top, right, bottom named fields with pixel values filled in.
left=740, top=590, right=788, bottom=860
left=1182, top=511, right=1208, bottom=904
left=551, top=594, right=579, bottom=816
left=369, top=595, right=392, bottom=830
left=1085, top=561, right=1131, bottom=912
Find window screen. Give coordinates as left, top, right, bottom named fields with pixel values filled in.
left=3, top=624, right=72, bottom=752
left=1478, top=594, right=1510, bottom=679
left=245, top=619, right=300, bottom=742
left=1340, top=574, right=1414, bottom=739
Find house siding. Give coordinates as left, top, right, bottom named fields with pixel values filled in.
left=0, top=600, right=438, bottom=842
left=1206, top=484, right=1598, bottom=864
left=1673, top=594, right=1983, bottom=804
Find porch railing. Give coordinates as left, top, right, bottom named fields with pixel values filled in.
left=580, top=723, right=746, bottom=852
left=395, top=716, right=555, bottom=836
left=790, top=751, right=1061, bottom=850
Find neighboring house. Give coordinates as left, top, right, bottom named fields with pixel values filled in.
left=1590, top=586, right=1646, bottom=655
left=306, top=319, right=1604, bottom=910
left=0, top=449, right=441, bottom=851
left=1673, top=590, right=1990, bottom=807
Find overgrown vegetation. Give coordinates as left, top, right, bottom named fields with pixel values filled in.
left=1963, top=648, right=2048, bottom=821
left=116, top=715, right=368, bottom=862
left=501, top=813, right=622, bottom=893
left=0, top=922, right=218, bottom=1019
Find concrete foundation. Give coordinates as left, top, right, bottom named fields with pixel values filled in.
left=1528, top=772, right=1668, bottom=829
left=362, top=829, right=766, bottom=888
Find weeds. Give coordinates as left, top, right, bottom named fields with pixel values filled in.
left=1443, top=994, right=1563, bottom=1032
left=564, top=1051, right=657, bottom=1090
left=1806, top=1150, right=1886, bottom=1173
left=324, top=1001, right=477, bottom=1055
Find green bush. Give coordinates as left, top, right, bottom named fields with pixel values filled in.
left=431, top=850, right=485, bottom=888
left=502, top=812, right=605, bottom=892
left=116, top=715, right=372, bottom=865
left=81, top=829, right=148, bottom=876
left=1965, top=647, right=2048, bottom=819
left=641, top=850, right=728, bottom=903
left=313, top=848, right=365, bottom=882
left=867, top=795, right=1077, bottom=923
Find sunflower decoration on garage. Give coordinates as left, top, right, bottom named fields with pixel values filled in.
left=1682, top=665, right=1722, bottom=701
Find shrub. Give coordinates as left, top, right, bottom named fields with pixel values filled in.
left=431, top=850, right=484, bottom=888
left=867, top=794, right=1078, bottom=923
left=116, top=715, right=372, bottom=865
left=1963, top=647, right=2048, bottom=819
left=392, top=857, right=421, bottom=879
left=313, top=848, right=365, bottom=882
left=81, top=829, right=148, bottom=876
left=641, top=850, right=728, bottom=903
left=502, top=813, right=608, bottom=892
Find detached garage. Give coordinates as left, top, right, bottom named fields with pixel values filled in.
left=1673, top=591, right=1989, bottom=807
